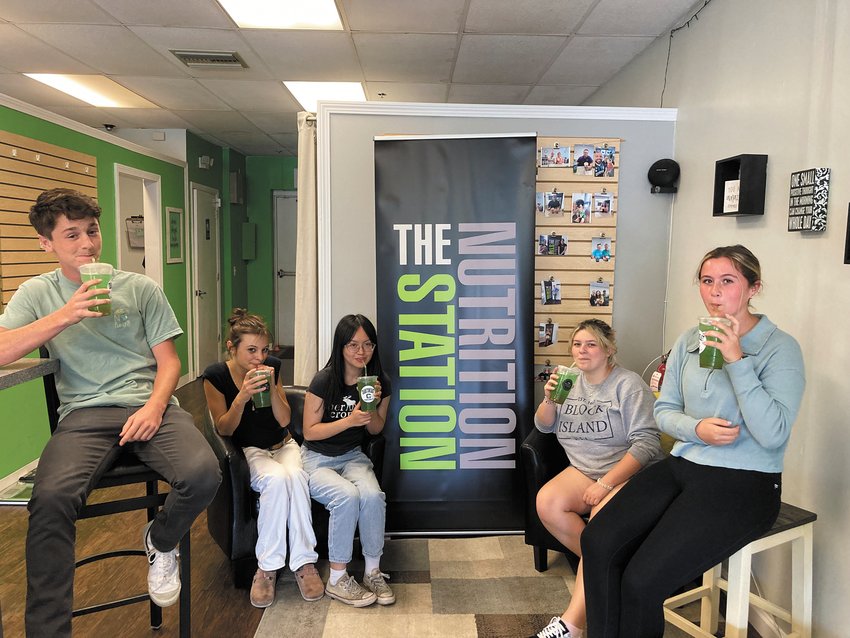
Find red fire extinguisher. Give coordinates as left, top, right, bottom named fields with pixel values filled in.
left=650, top=351, right=670, bottom=393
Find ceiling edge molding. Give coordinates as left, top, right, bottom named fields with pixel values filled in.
left=0, top=92, right=186, bottom=168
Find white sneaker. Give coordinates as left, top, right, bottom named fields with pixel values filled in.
left=531, top=617, right=571, bottom=638
left=143, top=521, right=181, bottom=607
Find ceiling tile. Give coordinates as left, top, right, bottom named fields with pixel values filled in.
left=340, top=0, right=465, bottom=32
left=48, top=105, right=137, bottom=129
left=465, top=0, right=595, bottom=35
left=91, top=0, right=234, bottom=28
left=100, top=107, right=193, bottom=128
left=242, top=111, right=299, bottom=135
left=197, top=79, right=301, bottom=111
left=241, top=31, right=362, bottom=81
left=365, top=82, right=448, bottom=102
left=269, top=132, right=298, bottom=147
left=580, top=0, right=697, bottom=36
left=127, top=26, right=274, bottom=80
left=172, top=109, right=258, bottom=133
left=115, top=76, right=230, bottom=110
left=525, top=84, right=599, bottom=106
left=0, top=25, right=97, bottom=73
left=0, top=0, right=118, bottom=24
left=448, top=84, right=531, bottom=104
left=17, top=24, right=184, bottom=76
left=540, top=35, right=654, bottom=85
left=453, top=34, right=566, bottom=84
left=354, top=34, right=456, bottom=83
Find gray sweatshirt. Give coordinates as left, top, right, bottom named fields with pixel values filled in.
left=535, top=365, right=662, bottom=479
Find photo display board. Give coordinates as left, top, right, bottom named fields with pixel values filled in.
left=534, top=137, right=620, bottom=376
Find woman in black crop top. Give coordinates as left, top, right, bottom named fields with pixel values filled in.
left=203, top=309, right=323, bottom=608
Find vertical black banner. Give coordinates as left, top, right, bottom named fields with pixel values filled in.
left=375, top=136, right=536, bottom=533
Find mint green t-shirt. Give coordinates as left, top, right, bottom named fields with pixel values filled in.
left=0, top=269, right=182, bottom=420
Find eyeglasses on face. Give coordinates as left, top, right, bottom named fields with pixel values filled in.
left=344, top=341, right=375, bottom=353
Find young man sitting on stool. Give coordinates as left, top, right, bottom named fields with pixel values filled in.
left=0, top=188, right=221, bottom=637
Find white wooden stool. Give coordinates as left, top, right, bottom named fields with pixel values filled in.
left=663, top=502, right=816, bottom=638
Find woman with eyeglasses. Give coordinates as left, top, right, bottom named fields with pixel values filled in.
left=530, top=319, right=663, bottom=638
left=301, top=314, right=394, bottom=608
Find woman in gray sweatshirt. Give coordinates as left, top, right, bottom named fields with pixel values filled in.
left=530, top=319, right=662, bottom=638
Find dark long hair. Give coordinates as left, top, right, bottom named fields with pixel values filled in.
left=322, top=314, right=384, bottom=398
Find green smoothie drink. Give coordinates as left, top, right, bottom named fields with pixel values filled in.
left=251, top=369, right=273, bottom=409
left=357, top=375, right=378, bottom=412
left=79, top=262, right=113, bottom=316
left=698, top=316, right=732, bottom=369
left=549, top=365, right=579, bottom=404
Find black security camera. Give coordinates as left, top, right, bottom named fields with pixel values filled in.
left=103, top=124, right=116, bottom=132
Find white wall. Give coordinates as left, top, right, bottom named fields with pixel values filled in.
left=319, top=104, right=677, bottom=377
left=586, top=0, right=849, bottom=635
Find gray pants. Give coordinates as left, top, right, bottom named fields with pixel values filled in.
left=24, top=405, right=221, bottom=637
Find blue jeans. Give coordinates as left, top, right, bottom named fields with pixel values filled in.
left=300, top=447, right=385, bottom=565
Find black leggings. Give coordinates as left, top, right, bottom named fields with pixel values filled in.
left=581, top=455, right=781, bottom=638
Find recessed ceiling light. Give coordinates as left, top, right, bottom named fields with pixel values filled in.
left=283, top=81, right=366, bottom=112
left=24, top=74, right=158, bottom=108
left=217, top=0, right=343, bottom=29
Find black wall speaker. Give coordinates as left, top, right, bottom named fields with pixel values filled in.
left=648, top=158, right=680, bottom=193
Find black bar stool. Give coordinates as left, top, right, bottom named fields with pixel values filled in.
left=40, top=350, right=191, bottom=636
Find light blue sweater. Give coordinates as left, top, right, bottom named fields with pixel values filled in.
left=654, top=315, right=804, bottom=473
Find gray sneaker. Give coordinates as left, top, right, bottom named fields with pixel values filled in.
left=363, top=569, right=395, bottom=605
left=325, top=573, right=377, bottom=607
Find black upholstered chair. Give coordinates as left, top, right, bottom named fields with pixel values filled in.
left=520, top=427, right=580, bottom=573
left=203, top=385, right=386, bottom=589
left=40, top=349, right=191, bottom=636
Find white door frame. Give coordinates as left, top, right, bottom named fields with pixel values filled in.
left=113, top=164, right=162, bottom=285
left=190, top=182, right=221, bottom=376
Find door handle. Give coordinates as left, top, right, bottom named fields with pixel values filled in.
left=277, top=270, right=296, bottom=278
left=195, top=290, right=207, bottom=298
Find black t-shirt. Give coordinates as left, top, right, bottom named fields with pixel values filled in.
left=202, top=356, right=285, bottom=450
left=305, top=366, right=392, bottom=457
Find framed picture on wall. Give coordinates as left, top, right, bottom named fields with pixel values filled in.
left=166, top=207, right=184, bottom=264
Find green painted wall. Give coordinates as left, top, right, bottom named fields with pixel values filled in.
left=222, top=148, right=248, bottom=315
left=245, top=156, right=297, bottom=327
left=0, top=104, right=186, bottom=479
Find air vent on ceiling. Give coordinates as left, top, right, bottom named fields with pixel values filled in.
left=170, top=50, right=248, bottom=69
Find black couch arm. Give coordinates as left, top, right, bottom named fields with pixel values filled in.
left=201, top=409, right=258, bottom=563
left=520, top=427, right=578, bottom=572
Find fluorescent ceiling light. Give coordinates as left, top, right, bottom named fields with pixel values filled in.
left=217, top=0, right=343, bottom=29
left=24, top=74, right=158, bottom=108
left=284, top=81, right=366, bottom=112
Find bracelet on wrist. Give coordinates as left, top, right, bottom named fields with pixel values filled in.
left=543, top=397, right=556, bottom=406
left=597, top=478, right=614, bottom=491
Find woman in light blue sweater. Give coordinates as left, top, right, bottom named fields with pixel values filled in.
left=581, top=245, right=805, bottom=637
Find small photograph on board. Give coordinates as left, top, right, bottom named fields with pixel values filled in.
left=537, top=234, right=568, bottom=256
left=591, top=236, right=612, bottom=262
left=593, top=192, right=613, bottom=218
left=589, top=280, right=611, bottom=307
left=540, top=144, right=569, bottom=167
left=573, top=145, right=595, bottom=175
left=544, top=191, right=564, bottom=217
left=535, top=191, right=545, bottom=215
left=538, top=321, right=559, bottom=347
left=571, top=193, right=592, bottom=224
left=541, top=279, right=562, bottom=305
left=594, top=146, right=616, bottom=177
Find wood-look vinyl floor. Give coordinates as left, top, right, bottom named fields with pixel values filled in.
left=0, top=489, right=262, bottom=637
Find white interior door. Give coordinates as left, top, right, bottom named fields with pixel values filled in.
left=192, top=183, right=221, bottom=374
left=274, top=191, right=297, bottom=347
